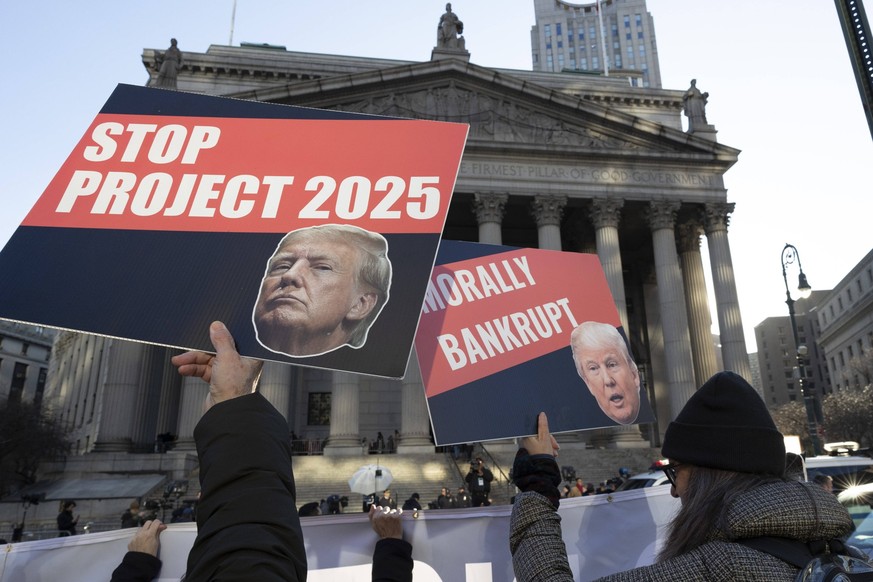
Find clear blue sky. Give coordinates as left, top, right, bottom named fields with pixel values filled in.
left=1, top=0, right=870, bottom=350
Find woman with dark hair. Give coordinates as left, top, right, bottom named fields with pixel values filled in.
left=509, top=371, right=857, bottom=580
left=56, top=500, right=79, bottom=537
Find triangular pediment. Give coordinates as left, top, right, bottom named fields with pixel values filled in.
left=230, top=58, right=738, bottom=166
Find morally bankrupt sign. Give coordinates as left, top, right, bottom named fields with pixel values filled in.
left=415, top=241, right=654, bottom=444
left=0, top=84, right=468, bottom=378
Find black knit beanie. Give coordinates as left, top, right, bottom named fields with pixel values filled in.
left=662, top=371, right=786, bottom=476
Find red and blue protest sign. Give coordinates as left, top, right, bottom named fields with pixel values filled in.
left=415, top=240, right=654, bottom=444
left=0, top=84, right=468, bottom=378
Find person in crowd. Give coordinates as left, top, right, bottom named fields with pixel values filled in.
left=570, top=321, right=641, bottom=425
left=465, top=457, right=494, bottom=507
left=567, top=477, right=586, bottom=497
left=252, top=224, right=392, bottom=357
left=171, top=321, right=307, bottom=581
left=813, top=473, right=834, bottom=493
left=110, top=519, right=167, bottom=582
left=121, top=500, right=143, bottom=529
left=433, top=487, right=454, bottom=509
left=378, top=489, right=398, bottom=510
left=402, top=492, right=422, bottom=511
left=369, top=505, right=412, bottom=582
left=298, top=502, right=321, bottom=517
left=455, top=486, right=472, bottom=508
left=56, top=500, right=79, bottom=537
left=509, top=371, right=856, bottom=580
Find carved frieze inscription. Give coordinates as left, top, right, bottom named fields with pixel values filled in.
left=458, top=161, right=719, bottom=189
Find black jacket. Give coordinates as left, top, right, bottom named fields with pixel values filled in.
left=372, top=538, right=413, bottom=582
left=110, top=551, right=162, bottom=582
left=185, top=392, right=307, bottom=581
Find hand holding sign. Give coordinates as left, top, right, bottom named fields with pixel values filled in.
left=520, top=412, right=559, bottom=458
left=171, top=321, right=263, bottom=410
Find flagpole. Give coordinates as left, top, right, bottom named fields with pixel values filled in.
left=597, top=0, right=609, bottom=76
left=229, top=0, right=237, bottom=46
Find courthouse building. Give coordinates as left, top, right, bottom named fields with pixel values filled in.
left=43, top=5, right=750, bottom=467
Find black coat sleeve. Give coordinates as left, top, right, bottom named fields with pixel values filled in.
left=110, top=551, right=162, bottom=582
left=185, top=392, right=307, bottom=582
left=372, top=538, right=413, bottom=582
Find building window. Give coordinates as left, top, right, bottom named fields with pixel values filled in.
left=638, top=45, right=646, bottom=56
left=9, top=362, right=27, bottom=403
left=624, top=15, right=631, bottom=27
left=615, top=55, right=622, bottom=68
left=789, top=394, right=797, bottom=402
left=545, top=24, right=551, bottom=37
left=34, top=367, right=47, bottom=408
left=592, top=56, right=599, bottom=69
left=580, top=57, right=588, bottom=69
left=558, top=54, right=564, bottom=68
left=556, top=23, right=562, bottom=36
left=21, top=342, right=29, bottom=356
left=307, top=392, right=331, bottom=425
left=847, top=288, right=853, bottom=302
left=611, top=24, right=618, bottom=37
left=635, top=14, right=642, bottom=26
left=638, top=31, right=644, bottom=39
left=558, top=40, right=563, bottom=48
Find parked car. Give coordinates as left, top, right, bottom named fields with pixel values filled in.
left=804, top=453, right=873, bottom=494
left=615, top=470, right=670, bottom=491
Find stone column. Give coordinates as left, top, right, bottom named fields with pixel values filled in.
left=155, top=350, right=182, bottom=440
left=473, top=192, right=508, bottom=245
left=588, top=198, right=647, bottom=447
left=648, top=201, right=697, bottom=418
left=531, top=195, right=567, bottom=251
left=704, top=202, right=752, bottom=380
left=174, top=376, right=208, bottom=452
left=589, top=198, right=628, bottom=330
left=129, top=345, right=164, bottom=452
left=677, top=218, right=719, bottom=387
left=397, top=351, right=435, bottom=453
left=259, top=361, right=293, bottom=422
left=323, top=372, right=362, bottom=456
left=92, top=340, right=145, bottom=452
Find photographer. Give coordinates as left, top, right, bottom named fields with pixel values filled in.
left=465, top=457, right=494, bottom=507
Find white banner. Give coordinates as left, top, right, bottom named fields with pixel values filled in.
left=0, top=488, right=678, bottom=582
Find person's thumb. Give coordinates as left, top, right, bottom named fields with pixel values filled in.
left=209, top=321, right=236, bottom=356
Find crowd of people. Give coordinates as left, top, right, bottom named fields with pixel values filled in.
left=59, top=321, right=868, bottom=581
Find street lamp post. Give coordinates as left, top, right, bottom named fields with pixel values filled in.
left=781, top=243, right=823, bottom=456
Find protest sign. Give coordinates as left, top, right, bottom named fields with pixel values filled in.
left=0, top=84, right=468, bottom=378
left=415, top=240, right=654, bottom=444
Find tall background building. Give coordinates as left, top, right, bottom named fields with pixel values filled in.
left=816, top=248, right=873, bottom=391
left=0, top=322, right=53, bottom=406
left=530, top=0, right=662, bottom=87
left=754, top=291, right=831, bottom=408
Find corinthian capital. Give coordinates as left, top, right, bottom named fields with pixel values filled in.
left=472, top=192, right=509, bottom=224
left=530, top=194, right=567, bottom=227
left=589, top=198, right=624, bottom=229
left=703, top=202, right=735, bottom=234
left=647, top=200, right=681, bottom=231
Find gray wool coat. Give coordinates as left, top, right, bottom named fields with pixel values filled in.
left=510, top=479, right=855, bottom=581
